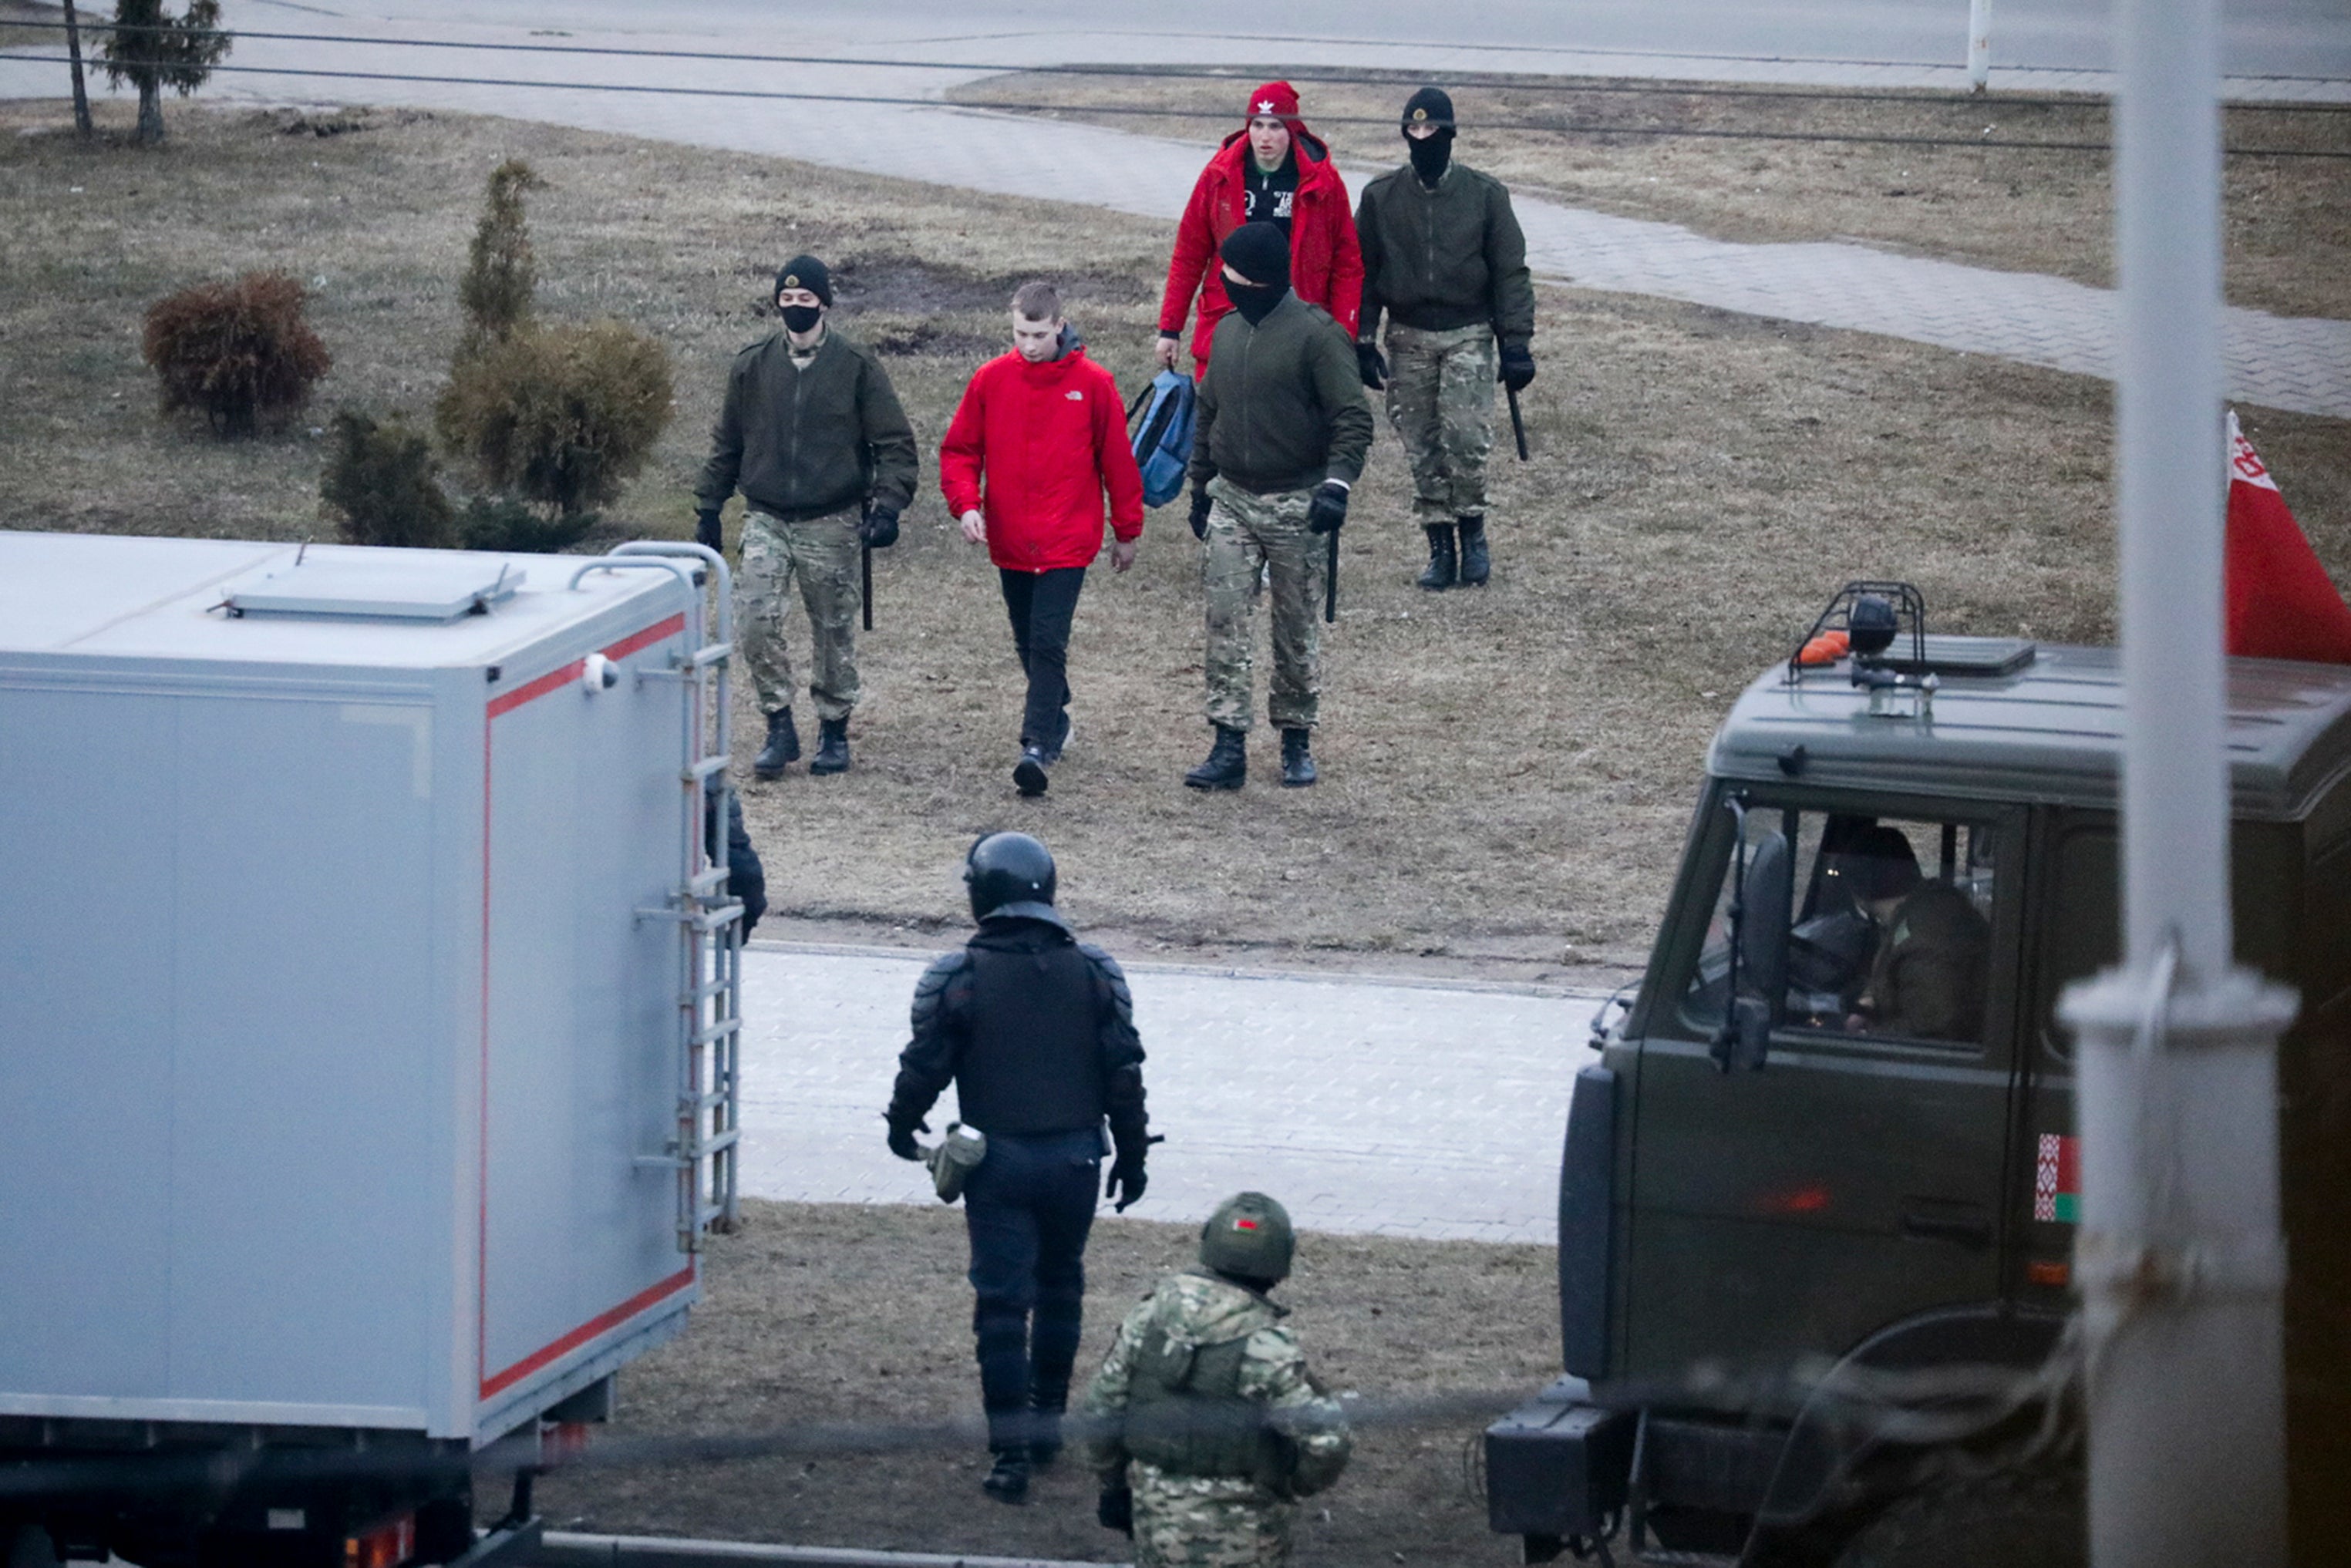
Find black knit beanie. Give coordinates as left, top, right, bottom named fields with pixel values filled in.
left=1219, top=222, right=1291, bottom=291
left=1401, top=86, right=1457, bottom=133
left=774, top=254, right=833, bottom=306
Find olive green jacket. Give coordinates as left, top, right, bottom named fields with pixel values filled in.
left=1186, top=294, right=1375, bottom=497
left=1354, top=161, right=1535, bottom=348
left=695, top=327, right=918, bottom=522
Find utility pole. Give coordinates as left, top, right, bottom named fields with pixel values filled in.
left=1967, top=0, right=1992, bottom=93
left=2057, top=0, right=2296, bottom=1563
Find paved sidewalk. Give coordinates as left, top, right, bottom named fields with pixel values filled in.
left=736, top=944, right=1604, bottom=1245
left=4, top=6, right=2347, bottom=416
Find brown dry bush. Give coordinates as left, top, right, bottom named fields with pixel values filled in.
left=319, top=409, right=456, bottom=549
left=140, top=270, right=331, bottom=436
left=435, top=318, right=673, bottom=519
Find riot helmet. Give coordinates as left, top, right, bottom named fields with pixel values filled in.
left=965, top=831, right=1060, bottom=925
left=1199, top=1191, right=1295, bottom=1287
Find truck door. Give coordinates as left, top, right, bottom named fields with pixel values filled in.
left=1620, top=789, right=2025, bottom=1380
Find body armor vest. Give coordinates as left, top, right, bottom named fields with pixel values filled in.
left=1123, top=1327, right=1285, bottom=1483
left=953, top=937, right=1106, bottom=1136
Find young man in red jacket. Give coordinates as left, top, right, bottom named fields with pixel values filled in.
left=1154, top=81, right=1362, bottom=376
left=942, top=281, right=1147, bottom=797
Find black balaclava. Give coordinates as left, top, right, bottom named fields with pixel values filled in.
left=1402, top=86, right=1457, bottom=186
left=775, top=254, right=832, bottom=335
left=1220, top=221, right=1291, bottom=326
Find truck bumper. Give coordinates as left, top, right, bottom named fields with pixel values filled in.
left=1484, top=1378, right=1635, bottom=1539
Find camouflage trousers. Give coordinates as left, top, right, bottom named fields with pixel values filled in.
left=1130, top=1462, right=1296, bottom=1568
left=735, top=506, right=861, bottom=722
left=1384, top=321, right=1497, bottom=525
left=1202, top=478, right=1324, bottom=733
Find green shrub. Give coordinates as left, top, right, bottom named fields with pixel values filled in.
left=102, top=0, right=230, bottom=144
left=459, top=160, right=544, bottom=350
left=436, top=319, right=674, bottom=519
left=142, top=271, right=332, bottom=437
left=319, top=410, right=456, bottom=547
left=459, top=495, right=594, bottom=554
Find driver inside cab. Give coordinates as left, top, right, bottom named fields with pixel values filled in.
left=1832, top=825, right=1991, bottom=1042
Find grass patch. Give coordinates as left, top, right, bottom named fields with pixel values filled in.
left=948, top=66, right=2351, bottom=321
left=2, top=99, right=2345, bottom=978
left=530, top=1199, right=1558, bottom=1565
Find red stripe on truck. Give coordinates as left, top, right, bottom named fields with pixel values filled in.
left=479, top=1264, right=696, bottom=1399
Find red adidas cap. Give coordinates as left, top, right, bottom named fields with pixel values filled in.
left=1244, top=80, right=1302, bottom=128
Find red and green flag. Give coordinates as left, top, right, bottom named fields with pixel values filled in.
left=2034, top=1133, right=2080, bottom=1224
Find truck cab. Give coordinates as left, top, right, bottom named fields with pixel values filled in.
left=1486, top=588, right=2351, bottom=1566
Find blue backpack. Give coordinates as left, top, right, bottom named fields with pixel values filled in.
left=1126, top=369, right=1197, bottom=509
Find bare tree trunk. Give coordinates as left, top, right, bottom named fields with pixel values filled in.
left=62, top=0, right=93, bottom=136
left=135, top=76, right=163, bottom=143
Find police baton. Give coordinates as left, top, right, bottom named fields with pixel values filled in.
left=1507, top=385, right=1531, bottom=462
left=1324, top=527, right=1339, bottom=624
left=861, top=541, right=874, bottom=631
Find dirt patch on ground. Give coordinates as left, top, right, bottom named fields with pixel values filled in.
left=529, top=1200, right=1557, bottom=1566
left=949, top=67, right=2351, bottom=321
left=2, top=99, right=2346, bottom=981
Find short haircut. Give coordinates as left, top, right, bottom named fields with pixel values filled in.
left=1011, top=281, right=1063, bottom=321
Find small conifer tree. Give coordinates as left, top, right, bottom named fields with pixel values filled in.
left=102, top=0, right=231, bottom=145
left=320, top=412, right=457, bottom=549
left=459, top=160, right=544, bottom=351
left=436, top=320, right=675, bottom=522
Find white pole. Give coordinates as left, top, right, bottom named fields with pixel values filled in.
left=1969, top=0, right=1993, bottom=92
left=2060, top=0, right=2297, bottom=1562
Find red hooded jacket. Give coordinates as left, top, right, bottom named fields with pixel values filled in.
left=938, top=334, right=1145, bottom=574
left=1157, top=103, right=1362, bottom=370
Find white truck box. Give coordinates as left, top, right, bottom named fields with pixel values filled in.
left=0, top=533, right=740, bottom=1454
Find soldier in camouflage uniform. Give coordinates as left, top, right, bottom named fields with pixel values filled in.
left=1353, top=88, right=1536, bottom=591
left=1182, top=223, right=1374, bottom=792
left=1081, top=1192, right=1352, bottom=1566
left=695, top=254, right=918, bottom=777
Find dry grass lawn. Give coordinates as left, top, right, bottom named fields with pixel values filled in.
left=952, top=67, right=2351, bottom=321
left=2, top=96, right=2346, bottom=981
left=529, top=1200, right=1558, bottom=1566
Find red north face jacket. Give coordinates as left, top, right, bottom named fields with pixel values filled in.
left=1157, top=126, right=1363, bottom=371
left=938, top=339, right=1145, bottom=574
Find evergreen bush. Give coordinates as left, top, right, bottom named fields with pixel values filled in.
left=142, top=271, right=332, bottom=437
left=458, top=160, right=544, bottom=351
left=436, top=319, right=673, bottom=520
left=458, top=495, right=594, bottom=555
left=319, top=410, right=456, bottom=548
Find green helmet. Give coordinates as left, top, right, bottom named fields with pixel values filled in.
left=1198, top=1192, right=1295, bottom=1285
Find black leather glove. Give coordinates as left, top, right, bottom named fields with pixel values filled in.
left=884, top=1113, right=928, bottom=1162
left=1106, top=1152, right=1147, bottom=1213
left=1499, top=342, right=1536, bottom=392
left=1098, top=1486, right=1133, bottom=1536
left=1355, top=341, right=1389, bottom=389
left=1306, top=480, right=1349, bottom=535
left=859, top=503, right=901, bottom=549
left=1188, top=487, right=1213, bottom=540
left=695, top=508, right=722, bottom=552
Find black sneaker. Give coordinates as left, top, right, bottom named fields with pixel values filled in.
left=981, top=1449, right=1030, bottom=1503
left=1013, top=746, right=1049, bottom=797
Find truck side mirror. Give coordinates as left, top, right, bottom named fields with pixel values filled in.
left=1713, top=828, right=1790, bottom=1072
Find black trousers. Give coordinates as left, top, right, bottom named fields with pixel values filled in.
left=962, top=1126, right=1102, bottom=1451
left=998, top=566, right=1087, bottom=749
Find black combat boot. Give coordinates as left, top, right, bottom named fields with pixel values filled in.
left=1457, top=514, right=1490, bottom=586
left=1416, top=523, right=1457, bottom=591
left=1280, top=728, right=1318, bottom=788
left=809, top=716, right=850, bottom=776
left=1183, top=725, right=1246, bottom=791
left=981, top=1447, right=1030, bottom=1503
left=753, top=707, right=800, bottom=779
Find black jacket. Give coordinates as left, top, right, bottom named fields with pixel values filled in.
left=887, top=917, right=1147, bottom=1148
left=695, top=327, right=919, bottom=521
left=1355, top=161, right=1534, bottom=348
left=1185, top=293, right=1374, bottom=496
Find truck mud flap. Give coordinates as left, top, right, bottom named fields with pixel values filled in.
left=1484, top=1378, right=1635, bottom=1539
left=455, top=1518, right=545, bottom=1568
left=1558, top=1065, right=1616, bottom=1378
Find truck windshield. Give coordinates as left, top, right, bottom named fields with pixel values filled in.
left=1683, top=806, right=1998, bottom=1047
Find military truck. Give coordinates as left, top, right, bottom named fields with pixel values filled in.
left=1484, top=584, right=2351, bottom=1566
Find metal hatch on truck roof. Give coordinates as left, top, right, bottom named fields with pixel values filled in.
left=220, top=556, right=524, bottom=623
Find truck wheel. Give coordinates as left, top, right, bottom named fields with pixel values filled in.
left=1831, top=1472, right=2084, bottom=1568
